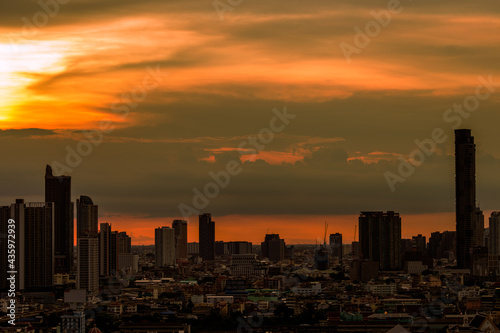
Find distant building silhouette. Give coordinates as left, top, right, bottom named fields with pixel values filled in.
left=261, top=234, right=285, bottom=262
left=329, top=233, right=342, bottom=261
left=109, top=231, right=119, bottom=275
left=455, top=129, right=477, bottom=269
left=172, top=220, right=188, bottom=259
left=199, top=213, right=215, bottom=261
left=490, top=212, right=500, bottom=256
left=412, top=234, right=426, bottom=254
left=99, top=223, right=111, bottom=276
left=77, top=196, right=99, bottom=294
left=428, top=231, right=456, bottom=260
left=45, top=165, right=74, bottom=274
left=155, top=226, right=175, bottom=266
left=476, top=207, right=485, bottom=247
left=359, top=211, right=401, bottom=270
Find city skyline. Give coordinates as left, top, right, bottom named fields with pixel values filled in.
left=2, top=1, right=500, bottom=247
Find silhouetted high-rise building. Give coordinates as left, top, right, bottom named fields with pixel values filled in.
left=261, top=234, right=285, bottom=262
left=489, top=212, right=500, bottom=256
left=117, top=231, right=131, bottom=254
left=45, top=165, right=74, bottom=274
left=329, top=233, right=342, bottom=261
left=77, top=237, right=99, bottom=294
left=76, top=196, right=98, bottom=238
left=109, top=231, right=119, bottom=275
left=199, top=213, right=215, bottom=261
left=99, top=223, right=111, bottom=276
left=455, top=129, right=477, bottom=269
left=1, top=200, right=54, bottom=291
left=155, top=226, right=176, bottom=267
left=24, top=202, right=54, bottom=290
left=359, top=211, right=401, bottom=270
left=76, top=196, right=99, bottom=294
left=476, top=207, right=485, bottom=247
left=0, top=200, right=25, bottom=291
left=172, top=220, right=188, bottom=259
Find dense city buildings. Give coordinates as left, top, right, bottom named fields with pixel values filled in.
left=198, top=213, right=215, bottom=261
left=455, top=129, right=477, bottom=270
left=45, top=165, right=74, bottom=275
left=358, top=211, right=401, bottom=270
left=4, top=132, right=500, bottom=332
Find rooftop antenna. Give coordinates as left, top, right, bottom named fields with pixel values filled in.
left=323, top=221, right=328, bottom=246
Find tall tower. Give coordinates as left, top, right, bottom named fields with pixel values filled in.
left=489, top=212, right=500, bottom=255
left=358, top=211, right=401, bottom=270
left=45, top=165, right=74, bottom=274
left=24, top=202, right=55, bottom=290
left=455, top=129, right=476, bottom=269
left=76, top=196, right=99, bottom=294
left=155, top=226, right=176, bottom=267
left=99, top=223, right=111, bottom=276
left=199, top=213, right=215, bottom=261
left=172, top=220, right=188, bottom=259
left=329, top=233, right=343, bottom=261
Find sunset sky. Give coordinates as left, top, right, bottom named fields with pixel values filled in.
left=2, top=0, right=500, bottom=245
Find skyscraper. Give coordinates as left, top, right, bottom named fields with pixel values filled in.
left=172, top=220, right=188, bottom=259
left=99, top=223, right=111, bottom=276
left=77, top=237, right=99, bottom=294
left=109, top=231, right=119, bottom=275
left=24, top=202, right=55, bottom=290
left=117, top=231, right=132, bottom=255
left=155, top=226, right=176, bottom=267
left=329, top=233, right=343, bottom=261
left=76, top=196, right=98, bottom=238
left=199, top=213, right=215, bottom=261
left=0, top=200, right=25, bottom=291
left=1, top=200, right=54, bottom=291
left=455, top=129, right=477, bottom=269
left=489, top=212, right=500, bottom=256
left=359, top=211, right=401, bottom=270
left=76, top=196, right=99, bottom=294
left=261, top=234, right=285, bottom=262
left=45, top=165, right=74, bottom=274
left=476, top=207, right=485, bottom=247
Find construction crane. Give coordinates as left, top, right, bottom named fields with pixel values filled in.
left=323, top=221, right=328, bottom=245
